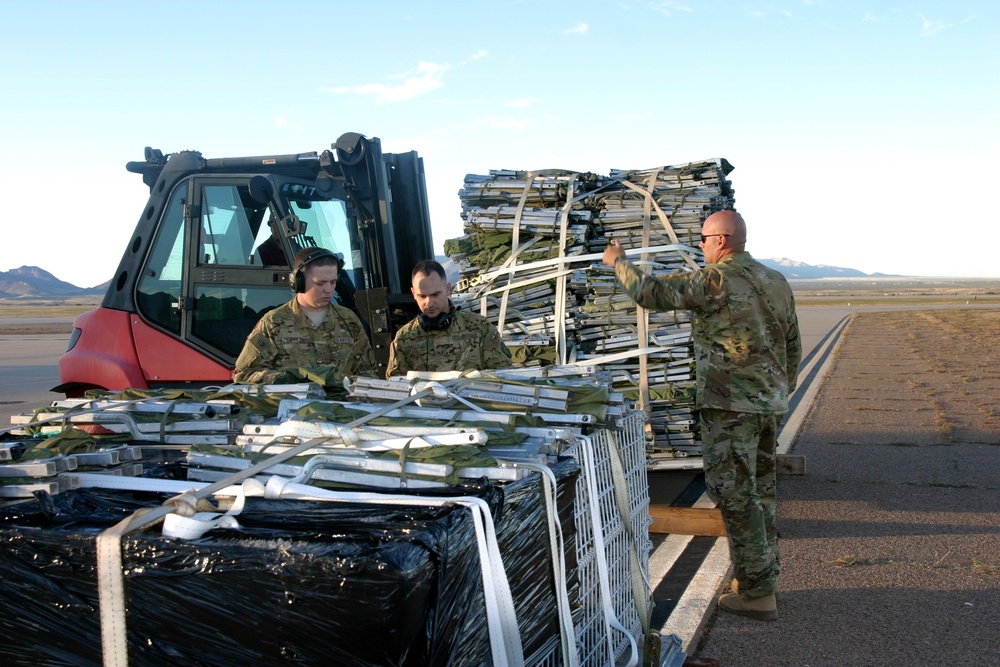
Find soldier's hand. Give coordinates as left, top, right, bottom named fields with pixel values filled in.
left=603, top=239, right=626, bottom=267
left=297, top=366, right=338, bottom=386
left=267, top=369, right=303, bottom=384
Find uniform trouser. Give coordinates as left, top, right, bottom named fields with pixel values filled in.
left=700, top=408, right=781, bottom=599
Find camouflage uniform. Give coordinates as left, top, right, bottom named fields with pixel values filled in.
left=386, top=308, right=513, bottom=378
left=232, top=298, right=377, bottom=392
left=615, top=251, right=801, bottom=599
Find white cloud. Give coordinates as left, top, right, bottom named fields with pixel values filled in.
left=381, top=136, right=449, bottom=155
left=918, top=13, right=953, bottom=37
left=563, top=22, right=589, bottom=35
left=615, top=112, right=654, bottom=122
left=483, top=116, right=530, bottom=130
left=274, top=112, right=304, bottom=132
left=435, top=98, right=488, bottom=105
left=505, top=97, right=542, bottom=109
left=461, top=50, right=489, bottom=65
left=644, top=1, right=692, bottom=16
left=862, top=13, right=886, bottom=22
left=325, top=61, right=450, bottom=103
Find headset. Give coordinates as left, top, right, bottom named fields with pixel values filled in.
left=418, top=302, right=459, bottom=331
left=289, top=248, right=340, bottom=293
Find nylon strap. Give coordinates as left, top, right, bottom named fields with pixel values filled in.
left=520, top=463, right=580, bottom=666
left=617, top=178, right=700, bottom=270
left=553, top=176, right=578, bottom=365
left=577, top=434, right=639, bottom=666
left=604, top=429, right=653, bottom=635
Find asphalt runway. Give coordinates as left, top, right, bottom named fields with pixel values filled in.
left=0, top=333, right=71, bottom=429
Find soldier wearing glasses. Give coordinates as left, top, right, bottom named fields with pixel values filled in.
left=604, top=209, right=801, bottom=622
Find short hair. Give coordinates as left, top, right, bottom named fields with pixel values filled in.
left=293, top=247, right=342, bottom=274
left=411, top=259, right=446, bottom=281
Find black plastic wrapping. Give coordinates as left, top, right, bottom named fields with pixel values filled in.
left=0, top=458, right=581, bottom=667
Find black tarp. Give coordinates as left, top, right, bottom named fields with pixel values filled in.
left=0, top=458, right=580, bottom=667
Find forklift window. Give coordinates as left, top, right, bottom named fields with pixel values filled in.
left=286, top=197, right=353, bottom=272
left=136, top=183, right=187, bottom=334
left=191, top=285, right=289, bottom=357
left=199, top=185, right=259, bottom=266
left=250, top=207, right=288, bottom=266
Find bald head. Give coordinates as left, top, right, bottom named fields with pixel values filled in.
left=699, top=209, right=747, bottom=263
left=704, top=210, right=746, bottom=244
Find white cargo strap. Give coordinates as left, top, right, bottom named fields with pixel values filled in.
left=97, top=389, right=436, bottom=667
left=635, top=169, right=660, bottom=415
left=160, top=481, right=251, bottom=539
left=603, top=430, right=653, bottom=635
left=493, top=175, right=537, bottom=330
left=568, top=346, right=671, bottom=367
left=576, top=434, right=639, bottom=667
left=615, top=177, right=700, bottom=270
left=262, top=477, right=525, bottom=666
left=477, top=244, right=696, bottom=285
left=519, top=463, right=579, bottom=667
left=411, top=379, right=499, bottom=414
left=552, top=176, right=577, bottom=365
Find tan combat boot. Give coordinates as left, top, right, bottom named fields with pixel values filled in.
left=731, top=578, right=779, bottom=598
left=718, top=592, right=778, bottom=621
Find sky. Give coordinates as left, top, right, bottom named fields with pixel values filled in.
left=1, top=1, right=997, bottom=288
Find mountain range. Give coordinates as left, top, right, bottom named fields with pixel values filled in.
left=0, top=266, right=107, bottom=298
left=0, top=259, right=888, bottom=298
left=758, top=258, right=893, bottom=280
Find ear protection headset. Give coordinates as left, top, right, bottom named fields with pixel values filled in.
left=289, top=248, right=340, bottom=293
left=418, top=302, right=459, bottom=331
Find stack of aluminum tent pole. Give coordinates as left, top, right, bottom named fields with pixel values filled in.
left=447, top=159, right=736, bottom=465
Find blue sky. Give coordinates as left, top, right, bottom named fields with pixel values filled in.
left=1, top=1, right=997, bottom=287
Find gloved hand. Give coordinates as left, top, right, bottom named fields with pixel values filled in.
left=270, top=368, right=305, bottom=384
left=296, top=366, right=341, bottom=388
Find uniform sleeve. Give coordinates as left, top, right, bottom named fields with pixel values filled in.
left=480, top=322, right=513, bottom=370
left=614, top=257, right=711, bottom=312
left=385, top=337, right=403, bottom=379
left=346, top=314, right=378, bottom=379
left=232, top=322, right=287, bottom=384
left=784, top=305, right=803, bottom=394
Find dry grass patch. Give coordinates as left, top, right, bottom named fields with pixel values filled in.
left=972, top=562, right=999, bottom=576
left=834, top=551, right=993, bottom=573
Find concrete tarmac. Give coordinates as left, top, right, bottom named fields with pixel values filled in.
left=671, top=306, right=1000, bottom=667
left=0, top=333, right=70, bottom=429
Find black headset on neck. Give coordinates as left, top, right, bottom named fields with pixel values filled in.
left=289, top=248, right=341, bottom=293
left=418, top=301, right=459, bottom=331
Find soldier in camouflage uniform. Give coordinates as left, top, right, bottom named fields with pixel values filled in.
left=604, top=210, right=801, bottom=621
left=386, top=260, right=512, bottom=378
left=233, top=247, right=377, bottom=395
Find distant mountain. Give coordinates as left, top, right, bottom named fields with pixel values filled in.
left=436, top=255, right=462, bottom=284
left=0, top=266, right=105, bottom=298
left=761, top=258, right=880, bottom=280
left=2, top=257, right=888, bottom=298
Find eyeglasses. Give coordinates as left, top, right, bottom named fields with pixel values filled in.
left=699, top=233, right=730, bottom=244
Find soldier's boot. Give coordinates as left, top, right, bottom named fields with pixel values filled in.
left=718, top=593, right=778, bottom=622
left=731, top=578, right=779, bottom=599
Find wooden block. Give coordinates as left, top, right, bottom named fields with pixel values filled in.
left=648, top=505, right=726, bottom=536
left=776, top=454, right=806, bottom=475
